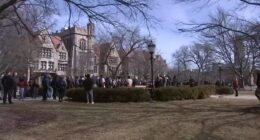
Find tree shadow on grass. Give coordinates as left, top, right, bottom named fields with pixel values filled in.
left=0, top=110, right=57, bottom=133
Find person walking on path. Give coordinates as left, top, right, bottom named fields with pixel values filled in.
left=42, top=74, right=50, bottom=101
left=2, top=71, right=15, bottom=104
left=57, top=76, right=67, bottom=102
left=233, top=77, right=239, bottom=97
left=83, top=74, right=94, bottom=104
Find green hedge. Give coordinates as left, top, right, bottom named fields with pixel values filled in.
left=66, top=88, right=151, bottom=102
left=66, top=85, right=217, bottom=102
left=152, top=85, right=215, bottom=101
left=215, top=86, right=234, bottom=95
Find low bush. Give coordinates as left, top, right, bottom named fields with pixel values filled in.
left=215, top=86, right=234, bottom=95
left=66, top=88, right=151, bottom=102
left=152, top=85, right=215, bottom=101
left=194, top=85, right=216, bottom=99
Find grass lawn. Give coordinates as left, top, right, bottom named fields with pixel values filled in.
left=0, top=99, right=259, bottom=140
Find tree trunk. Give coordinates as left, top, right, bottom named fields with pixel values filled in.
left=239, top=76, right=245, bottom=89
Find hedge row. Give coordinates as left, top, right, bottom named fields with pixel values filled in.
left=152, top=85, right=215, bottom=101
left=215, top=86, right=234, bottom=95
left=66, top=85, right=216, bottom=102
left=66, top=88, right=151, bottom=102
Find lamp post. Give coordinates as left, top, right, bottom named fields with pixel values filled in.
left=147, top=41, right=156, bottom=95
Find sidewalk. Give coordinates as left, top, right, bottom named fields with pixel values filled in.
left=0, top=97, right=60, bottom=102
left=211, top=94, right=258, bottom=100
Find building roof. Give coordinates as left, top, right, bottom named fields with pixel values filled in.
left=50, top=36, right=62, bottom=49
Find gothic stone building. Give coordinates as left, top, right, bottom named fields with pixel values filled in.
left=57, top=23, right=98, bottom=77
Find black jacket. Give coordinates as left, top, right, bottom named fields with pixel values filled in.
left=2, top=75, right=15, bottom=91
left=83, top=78, right=94, bottom=91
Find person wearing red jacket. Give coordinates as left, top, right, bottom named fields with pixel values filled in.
left=18, top=78, right=27, bottom=101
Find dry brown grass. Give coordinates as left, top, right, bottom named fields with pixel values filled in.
left=0, top=99, right=259, bottom=140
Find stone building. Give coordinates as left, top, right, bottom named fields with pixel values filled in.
left=32, top=30, right=68, bottom=77
left=56, top=22, right=98, bottom=77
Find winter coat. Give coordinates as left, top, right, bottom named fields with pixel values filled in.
left=18, top=80, right=27, bottom=88
left=83, top=78, right=94, bottom=91
left=42, top=76, right=50, bottom=89
left=2, top=75, right=15, bottom=91
left=58, top=79, right=67, bottom=92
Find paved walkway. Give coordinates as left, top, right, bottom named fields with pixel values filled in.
left=0, top=97, right=60, bottom=103
left=211, top=94, right=258, bottom=100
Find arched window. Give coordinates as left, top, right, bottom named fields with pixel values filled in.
left=79, top=39, right=86, bottom=50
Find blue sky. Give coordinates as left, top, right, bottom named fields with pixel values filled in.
left=52, top=0, right=259, bottom=67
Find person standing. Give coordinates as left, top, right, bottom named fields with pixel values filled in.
left=2, top=71, right=15, bottom=104
left=127, top=76, right=133, bottom=87
left=18, top=77, right=26, bottom=101
left=58, top=76, right=67, bottom=102
left=233, top=77, right=239, bottom=97
left=99, top=75, right=105, bottom=88
left=189, top=76, right=195, bottom=87
left=12, top=72, right=19, bottom=99
left=31, top=79, right=39, bottom=99
left=51, top=75, right=58, bottom=100
left=83, top=74, right=94, bottom=104
left=132, top=76, right=138, bottom=87
left=42, top=74, right=50, bottom=101
left=0, top=75, right=3, bottom=100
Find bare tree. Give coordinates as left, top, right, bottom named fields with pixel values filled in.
left=0, top=0, right=55, bottom=36
left=173, top=0, right=260, bottom=7
left=99, top=27, right=148, bottom=78
left=0, top=0, right=155, bottom=36
left=0, top=27, right=40, bottom=74
left=191, top=10, right=259, bottom=87
left=187, top=43, right=214, bottom=83
left=172, top=46, right=191, bottom=81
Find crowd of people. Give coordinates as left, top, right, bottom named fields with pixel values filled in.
left=0, top=70, right=203, bottom=105
left=0, top=70, right=151, bottom=104
left=0, top=69, right=246, bottom=104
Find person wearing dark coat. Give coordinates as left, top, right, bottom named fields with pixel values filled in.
left=83, top=74, right=94, bottom=104
left=2, top=71, right=15, bottom=104
left=42, top=74, right=50, bottom=101
left=57, top=76, right=67, bottom=102
left=12, top=72, right=18, bottom=99
left=30, top=79, right=39, bottom=99
left=51, top=75, right=58, bottom=100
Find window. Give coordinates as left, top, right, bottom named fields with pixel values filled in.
left=41, top=48, right=52, bottom=58
left=59, top=52, right=66, bottom=60
left=94, top=66, right=98, bottom=73
left=111, top=48, right=115, bottom=54
left=34, top=61, right=39, bottom=70
left=58, top=63, right=67, bottom=71
left=79, top=39, right=86, bottom=50
left=111, top=67, right=116, bottom=71
left=42, top=36, right=47, bottom=42
left=109, top=57, right=118, bottom=64
left=48, top=61, right=54, bottom=70
left=94, top=56, right=97, bottom=64
left=40, top=61, right=47, bottom=70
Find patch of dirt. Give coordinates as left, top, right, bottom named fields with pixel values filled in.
left=0, top=110, right=57, bottom=133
